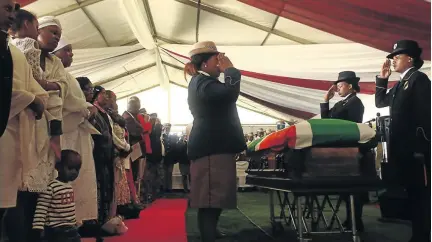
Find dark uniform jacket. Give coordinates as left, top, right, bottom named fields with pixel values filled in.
left=187, top=67, right=246, bottom=160
left=320, top=93, right=364, bottom=123
left=162, top=133, right=179, bottom=165
left=376, top=68, right=431, bottom=185
left=0, top=34, right=13, bottom=137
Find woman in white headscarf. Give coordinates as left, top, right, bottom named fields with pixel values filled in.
left=52, top=38, right=99, bottom=225
left=36, top=16, right=69, bottom=160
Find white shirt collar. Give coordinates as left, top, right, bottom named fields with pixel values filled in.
left=400, top=67, right=414, bottom=80
left=198, top=70, right=210, bottom=76
left=342, top=92, right=354, bottom=101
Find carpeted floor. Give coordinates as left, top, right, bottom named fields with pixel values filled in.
left=83, top=198, right=188, bottom=242
left=83, top=191, right=412, bottom=242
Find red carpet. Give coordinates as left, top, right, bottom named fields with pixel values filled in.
left=83, top=199, right=188, bottom=242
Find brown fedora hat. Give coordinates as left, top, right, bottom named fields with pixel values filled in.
left=188, top=41, right=219, bottom=57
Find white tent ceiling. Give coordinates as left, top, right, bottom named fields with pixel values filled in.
left=25, top=0, right=350, bottom=48
left=23, top=0, right=431, bottom=124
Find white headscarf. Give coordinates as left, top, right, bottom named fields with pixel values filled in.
left=52, top=37, right=70, bottom=53
left=37, top=16, right=62, bottom=30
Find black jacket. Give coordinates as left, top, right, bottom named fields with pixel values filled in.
left=0, top=37, right=13, bottom=138
left=187, top=67, right=246, bottom=160
left=148, top=123, right=163, bottom=163
left=163, top=133, right=179, bottom=165
left=122, top=111, right=143, bottom=146
left=320, top=93, right=364, bottom=123
left=375, top=68, right=431, bottom=184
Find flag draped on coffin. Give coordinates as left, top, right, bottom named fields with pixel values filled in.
left=247, top=119, right=376, bottom=152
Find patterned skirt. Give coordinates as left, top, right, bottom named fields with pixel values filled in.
left=114, top=157, right=131, bottom=206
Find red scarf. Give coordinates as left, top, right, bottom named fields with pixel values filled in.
left=137, top=114, right=152, bottom=154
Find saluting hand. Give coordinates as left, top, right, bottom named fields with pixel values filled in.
left=324, top=85, right=337, bottom=102
left=379, top=59, right=392, bottom=79
left=217, top=53, right=234, bottom=72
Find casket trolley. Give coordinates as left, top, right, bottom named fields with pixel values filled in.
left=245, top=122, right=382, bottom=242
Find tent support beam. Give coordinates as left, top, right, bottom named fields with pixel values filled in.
left=141, top=0, right=158, bottom=42
left=121, top=39, right=140, bottom=46
left=94, top=62, right=156, bottom=86
left=41, top=0, right=104, bottom=17
left=173, top=0, right=314, bottom=44
left=156, top=35, right=193, bottom=45
left=195, top=0, right=202, bottom=42
left=162, top=61, right=183, bottom=71
left=261, top=15, right=279, bottom=46
left=75, top=0, right=110, bottom=47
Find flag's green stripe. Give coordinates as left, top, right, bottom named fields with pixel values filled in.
left=247, top=138, right=263, bottom=152
left=309, top=119, right=360, bottom=146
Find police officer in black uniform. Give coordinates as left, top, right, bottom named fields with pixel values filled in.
left=321, top=71, right=366, bottom=231
left=321, top=71, right=364, bottom=122
left=375, top=40, right=430, bottom=242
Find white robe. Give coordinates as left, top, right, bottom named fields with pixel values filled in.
left=61, top=71, right=99, bottom=222
left=0, top=44, right=48, bottom=208
left=21, top=55, right=68, bottom=192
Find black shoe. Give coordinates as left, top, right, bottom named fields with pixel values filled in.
left=216, top=229, right=227, bottom=238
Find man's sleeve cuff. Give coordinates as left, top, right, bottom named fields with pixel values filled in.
left=376, top=76, right=389, bottom=88
left=49, top=120, right=63, bottom=136
left=320, top=102, right=330, bottom=110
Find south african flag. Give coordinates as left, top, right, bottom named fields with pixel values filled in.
left=247, top=119, right=376, bottom=152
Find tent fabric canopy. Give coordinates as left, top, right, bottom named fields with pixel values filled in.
left=22, top=0, right=431, bottom=124
left=239, top=0, right=431, bottom=60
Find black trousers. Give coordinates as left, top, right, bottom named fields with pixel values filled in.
left=0, top=208, right=5, bottom=239
left=4, top=191, right=39, bottom=242
left=406, top=150, right=431, bottom=241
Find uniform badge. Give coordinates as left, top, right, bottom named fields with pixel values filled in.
left=403, top=81, right=409, bottom=90
left=393, top=43, right=397, bottom=49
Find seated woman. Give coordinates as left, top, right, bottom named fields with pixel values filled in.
left=320, top=71, right=366, bottom=232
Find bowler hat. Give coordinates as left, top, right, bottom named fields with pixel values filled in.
left=334, top=71, right=360, bottom=92
left=387, top=40, right=422, bottom=59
